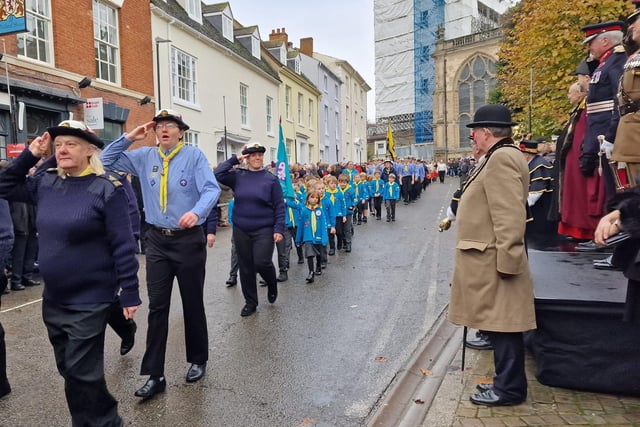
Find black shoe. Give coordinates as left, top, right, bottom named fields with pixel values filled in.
left=120, top=321, right=137, bottom=356
left=306, top=272, right=315, bottom=283
left=22, top=278, right=40, bottom=287
left=10, top=283, right=25, bottom=291
left=267, top=283, right=278, bottom=303
left=465, top=336, right=493, bottom=350
left=376, top=216, right=381, bottom=220
left=362, top=216, right=367, bottom=223
left=277, top=271, right=288, bottom=282
left=315, top=267, right=322, bottom=276
left=357, top=220, right=362, bottom=225
left=186, top=363, right=206, bottom=383
left=576, top=240, right=608, bottom=252
left=240, top=305, right=256, bottom=317
left=259, top=279, right=267, bottom=287
left=0, top=379, right=11, bottom=399
left=134, top=376, right=166, bottom=399
left=392, top=218, right=395, bottom=222
left=1, top=287, right=9, bottom=295
left=386, top=218, right=390, bottom=222
left=337, top=244, right=343, bottom=250
left=345, top=244, right=351, bottom=253
left=470, top=389, right=524, bottom=406
left=476, top=383, right=493, bottom=392
left=225, top=276, right=237, bottom=287
left=321, top=262, right=327, bottom=269
left=328, top=248, right=335, bottom=256
left=593, top=255, right=620, bottom=270
left=297, top=258, right=304, bottom=264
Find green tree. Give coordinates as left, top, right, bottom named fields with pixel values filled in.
left=497, top=0, right=633, bottom=138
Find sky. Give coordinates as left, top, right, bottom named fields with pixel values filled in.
left=209, top=0, right=376, bottom=121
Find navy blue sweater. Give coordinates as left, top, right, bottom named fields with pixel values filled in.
left=0, top=150, right=141, bottom=307
left=214, top=156, right=285, bottom=235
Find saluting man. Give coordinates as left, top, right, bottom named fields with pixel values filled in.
left=101, top=109, right=220, bottom=399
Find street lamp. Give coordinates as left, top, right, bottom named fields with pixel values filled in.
left=155, top=37, right=171, bottom=110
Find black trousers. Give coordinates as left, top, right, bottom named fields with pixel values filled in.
left=233, top=227, right=277, bottom=308
left=385, top=200, right=397, bottom=220
left=141, top=226, right=208, bottom=377
left=0, top=320, right=7, bottom=389
left=485, top=331, right=527, bottom=401
left=9, top=232, right=37, bottom=285
left=106, top=296, right=135, bottom=341
left=275, top=227, right=294, bottom=272
left=401, top=176, right=412, bottom=202
left=373, top=196, right=382, bottom=218
left=42, top=300, right=122, bottom=427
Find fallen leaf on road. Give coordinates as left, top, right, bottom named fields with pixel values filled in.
left=420, top=369, right=432, bottom=376
left=296, top=418, right=316, bottom=426
left=414, top=399, right=425, bottom=404
left=375, top=356, right=388, bottom=362
left=475, top=377, right=493, bottom=385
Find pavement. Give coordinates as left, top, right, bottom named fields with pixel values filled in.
left=421, top=330, right=640, bottom=427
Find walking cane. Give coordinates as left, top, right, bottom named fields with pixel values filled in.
left=461, top=326, right=467, bottom=383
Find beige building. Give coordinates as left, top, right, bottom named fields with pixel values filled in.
left=432, top=28, right=503, bottom=159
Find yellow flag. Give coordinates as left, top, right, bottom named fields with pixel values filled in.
left=387, top=122, right=396, bottom=161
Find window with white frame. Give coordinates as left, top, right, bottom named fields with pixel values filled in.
left=222, top=14, right=233, bottom=41
left=346, top=106, right=350, bottom=131
left=334, top=83, right=339, bottom=100
left=183, top=130, right=199, bottom=148
left=18, top=0, right=52, bottom=63
left=285, top=86, right=291, bottom=120
left=171, top=47, right=198, bottom=105
left=323, top=75, right=328, bottom=92
left=297, top=93, right=303, bottom=124
left=335, top=111, right=339, bottom=139
left=240, top=83, right=249, bottom=127
left=324, top=106, right=329, bottom=135
left=266, top=96, right=273, bottom=134
left=185, top=0, right=202, bottom=24
left=308, top=99, right=313, bottom=129
left=251, top=36, right=260, bottom=59
left=93, top=0, right=119, bottom=84
left=294, top=57, right=300, bottom=74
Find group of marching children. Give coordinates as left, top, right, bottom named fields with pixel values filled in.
left=288, top=169, right=402, bottom=283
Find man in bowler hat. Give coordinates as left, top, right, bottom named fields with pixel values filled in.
left=448, top=105, right=536, bottom=406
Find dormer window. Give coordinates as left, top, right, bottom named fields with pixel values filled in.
left=222, top=14, right=233, bottom=41
left=185, top=0, right=202, bottom=24
left=280, top=45, right=286, bottom=64
left=294, top=57, right=300, bottom=74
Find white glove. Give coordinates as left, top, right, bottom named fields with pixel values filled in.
left=528, top=192, right=542, bottom=207
left=598, top=135, right=614, bottom=160
left=446, top=206, right=456, bottom=221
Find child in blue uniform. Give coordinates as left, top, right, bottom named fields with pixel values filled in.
left=354, top=172, right=369, bottom=224
left=369, top=170, right=384, bottom=220
left=324, top=175, right=346, bottom=255
left=383, top=173, right=401, bottom=222
left=338, top=174, right=357, bottom=252
left=296, top=191, right=329, bottom=283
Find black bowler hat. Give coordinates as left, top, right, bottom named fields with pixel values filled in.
left=466, top=105, right=517, bottom=128
left=153, top=109, right=190, bottom=130
left=48, top=120, right=104, bottom=148
left=242, top=142, right=266, bottom=155
left=581, top=21, right=625, bottom=44
left=519, top=140, right=539, bottom=154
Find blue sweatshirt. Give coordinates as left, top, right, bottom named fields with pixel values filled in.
left=369, top=178, right=384, bottom=197
left=295, top=204, right=329, bottom=246
left=215, top=156, right=285, bottom=235
left=325, top=187, right=346, bottom=217
left=320, top=195, right=336, bottom=228
left=340, top=185, right=357, bottom=211
left=0, top=150, right=141, bottom=307
left=383, top=181, right=401, bottom=200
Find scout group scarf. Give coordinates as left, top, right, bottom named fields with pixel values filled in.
left=158, top=141, right=184, bottom=212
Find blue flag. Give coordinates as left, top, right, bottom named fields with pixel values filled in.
left=276, top=122, right=295, bottom=200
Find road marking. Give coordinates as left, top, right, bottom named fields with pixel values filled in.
left=1, top=298, right=43, bottom=313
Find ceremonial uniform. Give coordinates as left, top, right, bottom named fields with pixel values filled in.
left=613, top=50, right=640, bottom=185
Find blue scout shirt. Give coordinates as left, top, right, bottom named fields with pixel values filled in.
left=101, top=134, right=220, bottom=229
left=296, top=205, right=329, bottom=246
left=325, top=187, right=346, bottom=217
left=382, top=181, right=401, bottom=200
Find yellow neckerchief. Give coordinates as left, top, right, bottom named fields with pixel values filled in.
left=307, top=203, right=319, bottom=234
left=77, top=165, right=95, bottom=177
left=339, top=184, right=351, bottom=194
left=327, top=187, right=338, bottom=204
left=287, top=204, right=295, bottom=225
left=374, top=179, right=380, bottom=192
left=389, top=182, right=394, bottom=196
left=354, top=182, right=360, bottom=197
left=157, top=141, right=184, bottom=212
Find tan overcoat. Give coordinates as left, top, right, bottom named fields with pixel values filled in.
left=448, top=143, right=537, bottom=333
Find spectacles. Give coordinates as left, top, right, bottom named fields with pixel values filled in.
left=155, top=123, right=179, bottom=130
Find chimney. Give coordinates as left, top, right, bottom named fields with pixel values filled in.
left=300, top=37, right=313, bottom=56
left=269, top=27, right=288, bottom=45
